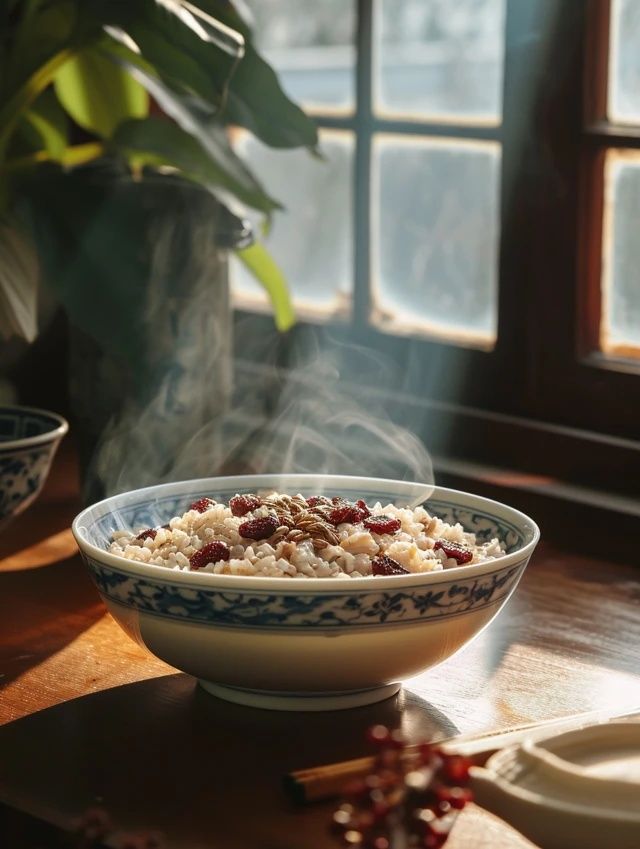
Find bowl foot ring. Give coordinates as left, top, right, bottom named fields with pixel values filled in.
left=198, top=680, right=401, bottom=711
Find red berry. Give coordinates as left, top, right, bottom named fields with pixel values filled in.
left=355, top=499, right=371, bottom=518
left=418, top=742, right=435, bottom=763
left=371, top=555, right=409, bottom=576
left=238, top=514, right=279, bottom=540
left=189, top=541, right=230, bottom=570
left=189, top=497, right=215, bottom=514
left=435, top=785, right=472, bottom=810
left=433, top=540, right=473, bottom=565
left=439, top=755, right=471, bottom=784
left=136, top=528, right=157, bottom=542
left=327, top=500, right=370, bottom=525
left=363, top=515, right=401, bottom=534
left=328, top=504, right=357, bottom=525
left=229, top=494, right=261, bottom=516
left=306, top=495, right=331, bottom=507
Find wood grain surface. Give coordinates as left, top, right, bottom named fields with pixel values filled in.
left=1, top=444, right=639, bottom=849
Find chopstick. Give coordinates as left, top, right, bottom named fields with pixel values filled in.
left=284, top=704, right=640, bottom=804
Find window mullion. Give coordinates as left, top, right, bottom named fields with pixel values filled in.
left=352, top=0, right=375, bottom=331
left=493, top=0, right=556, bottom=415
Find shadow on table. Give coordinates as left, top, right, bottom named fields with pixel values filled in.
left=0, top=554, right=104, bottom=695
left=0, top=672, right=460, bottom=849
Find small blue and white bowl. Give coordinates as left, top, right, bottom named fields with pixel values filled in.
left=72, top=475, right=540, bottom=711
left=0, top=405, right=68, bottom=530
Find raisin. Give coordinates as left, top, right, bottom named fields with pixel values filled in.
left=371, top=555, right=409, bottom=576
left=229, top=494, right=261, bottom=517
left=189, top=497, right=215, bottom=514
left=189, top=541, right=230, bottom=570
left=363, top=515, right=401, bottom=534
left=238, top=514, right=279, bottom=540
left=433, top=540, right=473, bottom=565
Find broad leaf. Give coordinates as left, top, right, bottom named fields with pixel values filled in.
left=224, top=44, right=318, bottom=149
left=54, top=47, right=148, bottom=138
left=100, top=34, right=225, bottom=149
left=197, top=1, right=318, bottom=150
left=112, top=116, right=280, bottom=215
left=86, top=0, right=243, bottom=111
left=0, top=48, right=74, bottom=158
left=24, top=87, right=68, bottom=159
left=4, top=142, right=104, bottom=176
left=235, top=242, right=295, bottom=331
left=7, top=117, right=45, bottom=160
left=2, top=0, right=78, bottom=97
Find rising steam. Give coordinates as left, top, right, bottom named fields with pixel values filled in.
left=89, top=308, right=434, bottom=501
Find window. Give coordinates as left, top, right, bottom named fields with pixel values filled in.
left=232, top=1, right=640, bottom=454
left=583, top=0, right=640, bottom=363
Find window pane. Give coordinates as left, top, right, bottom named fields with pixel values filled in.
left=601, top=152, right=640, bottom=354
left=609, top=0, right=640, bottom=124
left=374, top=0, right=506, bottom=123
left=231, top=131, right=354, bottom=319
left=242, top=0, right=355, bottom=113
left=372, top=135, right=501, bottom=346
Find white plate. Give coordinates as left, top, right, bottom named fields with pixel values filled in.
left=471, top=721, right=640, bottom=849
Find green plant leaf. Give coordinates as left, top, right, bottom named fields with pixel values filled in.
left=2, top=0, right=78, bottom=96
left=235, top=242, right=295, bottom=331
left=24, top=87, right=68, bottom=159
left=7, top=117, right=45, bottom=160
left=87, top=0, right=243, bottom=111
left=225, top=44, right=318, bottom=149
left=53, top=47, right=148, bottom=139
left=196, top=1, right=318, bottom=150
left=0, top=47, right=74, bottom=158
left=112, top=116, right=280, bottom=216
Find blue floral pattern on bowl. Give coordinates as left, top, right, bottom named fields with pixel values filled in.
left=0, top=406, right=68, bottom=527
left=85, top=556, right=526, bottom=630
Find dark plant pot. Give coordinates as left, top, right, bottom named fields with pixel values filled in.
left=22, top=163, right=252, bottom=504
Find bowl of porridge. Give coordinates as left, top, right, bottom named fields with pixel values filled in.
left=72, top=475, right=539, bottom=710
left=0, top=405, right=68, bottom=531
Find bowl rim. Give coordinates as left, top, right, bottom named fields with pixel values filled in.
left=0, top=404, right=69, bottom=450
left=72, top=474, right=540, bottom=592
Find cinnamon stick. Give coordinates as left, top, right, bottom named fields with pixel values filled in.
left=283, top=705, right=640, bottom=804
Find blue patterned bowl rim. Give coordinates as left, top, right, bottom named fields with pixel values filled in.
left=72, top=475, right=540, bottom=593
left=0, top=405, right=68, bottom=450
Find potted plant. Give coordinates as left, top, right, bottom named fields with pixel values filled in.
left=0, top=0, right=317, bottom=500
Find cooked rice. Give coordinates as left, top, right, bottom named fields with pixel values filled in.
left=109, top=493, right=505, bottom=579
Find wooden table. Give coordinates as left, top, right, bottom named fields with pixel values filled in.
left=1, top=445, right=639, bottom=848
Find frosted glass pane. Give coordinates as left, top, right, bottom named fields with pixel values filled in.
left=602, top=154, right=640, bottom=351
left=242, top=0, right=355, bottom=111
left=609, top=0, right=640, bottom=123
left=231, top=131, right=354, bottom=318
left=372, top=136, right=501, bottom=345
left=375, top=0, right=506, bottom=122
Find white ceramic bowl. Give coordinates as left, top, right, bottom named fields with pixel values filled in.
left=72, top=475, right=539, bottom=711
left=0, top=405, right=68, bottom=530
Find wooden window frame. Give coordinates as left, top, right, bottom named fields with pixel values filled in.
left=525, top=0, right=640, bottom=439
left=235, top=0, right=640, bottom=483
